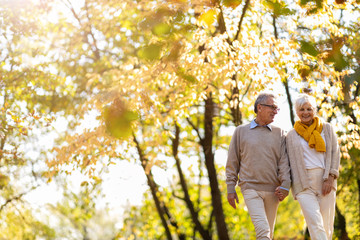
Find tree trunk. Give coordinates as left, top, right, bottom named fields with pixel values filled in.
left=230, top=74, right=242, bottom=127
left=133, top=134, right=174, bottom=240
left=304, top=227, right=310, bottom=240
left=335, top=203, right=350, bottom=240
left=282, top=79, right=295, bottom=126
left=202, top=93, right=230, bottom=240
left=174, top=155, right=211, bottom=240
left=144, top=166, right=173, bottom=240
left=358, top=178, right=360, bottom=232
left=83, top=225, right=90, bottom=240
left=172, top=124, right=212, bottom=240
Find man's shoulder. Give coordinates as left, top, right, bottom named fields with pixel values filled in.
left=269, top=125, right=288, bottom=134
left=236, top=123, right=251, bottom=130
left=269, top=125, right=282, bottom=131
left=232, top=123, right=251, bottom=135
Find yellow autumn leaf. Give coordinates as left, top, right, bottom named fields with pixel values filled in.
left=198, top=9, right=217, bottom=27
left=80, top=181, right=89, bottom=186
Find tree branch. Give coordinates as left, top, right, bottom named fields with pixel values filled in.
left=233, top=0, right=251, bottom=42
left=207, top=209, right=214, bottom=233
left=0, top=186, right=38, bottom=212
left=217, top=4, right=227, bottom=35
left=132, top=132, right=173, bottom=240
left=84, top=0, right=101, bottom=60
left=272, top=14, right=278, bottom=39
left=62, top=0, right=82, bottom=26
left=186, top=117, right=204, bottom=144
left=171, top=122, right=211, bottom=239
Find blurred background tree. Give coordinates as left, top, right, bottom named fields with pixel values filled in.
left=1, top=0, right=359, bottom=239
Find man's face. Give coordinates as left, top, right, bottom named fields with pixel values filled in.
left=257, top=97, right=279, bottom=125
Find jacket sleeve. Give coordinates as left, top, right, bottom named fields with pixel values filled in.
left=329, top=124, right=340, bottom=178
left=226, top=127, right=241, bottom=194
left=278, top=129, right=291, bottom=190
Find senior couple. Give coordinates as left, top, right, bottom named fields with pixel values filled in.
left=226, top=93, right=340, bottom=240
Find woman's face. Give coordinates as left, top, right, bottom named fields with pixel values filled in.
left=297, top=102, right=315, bottom=126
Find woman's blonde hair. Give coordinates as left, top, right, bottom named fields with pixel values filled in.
left=295, top=94, right=317, bottom=113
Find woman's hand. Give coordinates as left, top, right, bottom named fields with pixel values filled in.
left=322, top=175, right=334, bottom=196
left=275, top=186, right=289, bottom=201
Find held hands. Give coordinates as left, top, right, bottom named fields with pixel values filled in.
left=275, top=186, right=289, bottom=201
left=227, top=192, right=239, bottom=209
left=322, top=175, right=335, bottom=196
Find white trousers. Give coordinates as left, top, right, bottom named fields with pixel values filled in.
left=296, top=168, right=336, bottom=240
left=242, top=189, right=279, bottom=240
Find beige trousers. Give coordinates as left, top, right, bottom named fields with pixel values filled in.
left=296, top=168, right=336, bottom=240
left=242, top=189, right=279, bottom=240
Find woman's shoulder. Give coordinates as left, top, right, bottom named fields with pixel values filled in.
left=323, top=121, right=332, bottom=127
left=322, top=121, right=334, bottom=131
left=286, top=128, right=297, bottom=136
left=285, top=129, right=299, bottom=143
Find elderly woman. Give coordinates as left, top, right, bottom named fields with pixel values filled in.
left=285, top=94, right=340, bottom=240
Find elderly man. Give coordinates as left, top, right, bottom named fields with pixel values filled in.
left=226, top=93, right=291, bottom=240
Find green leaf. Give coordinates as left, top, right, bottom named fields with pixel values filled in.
left=300, top=40, right=319, bottom=57
left=264, top=0, right=294, bottom=16
left=137, top=44, right=163, bottom=60
left=103, top=99, right=138, bottom=139
left=176, top=67, right=197, bottom=83
left=343, top=68, right=360, bottom=95
left=152, top=23, right=172, bottom=36
left=222, top=0, right=242, bottom=8
left=300, top=0, right=323, bottom=13
left=324, top=49, right=348, bottom=71
left=0, top=174, right=10, bottom=189
left=173, top=11, right=185, bottom=23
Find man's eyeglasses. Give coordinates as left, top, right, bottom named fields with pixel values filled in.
left=260, top=104, right=280, bottom=111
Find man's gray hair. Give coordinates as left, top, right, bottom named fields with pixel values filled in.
left=254, top=93, right=276, bottom=114
left=295, top=94, right=317, bottom=113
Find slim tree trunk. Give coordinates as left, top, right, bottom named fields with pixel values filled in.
left=283, top=79, right=295, bottom=126
left=202, top=93, right=230, bottom=240
left=83, top=225, right=90, bottom=240
left=229, top=74, right=243, bottom=127
left=133, top=134, right=173, bottom=240
left=304, top=227, right=310, bottom=240
left=335, top=203, right=350, bottom=240
left=172, top=124, right=212, bottom=240
left=358, top=178, right=360, bottom=231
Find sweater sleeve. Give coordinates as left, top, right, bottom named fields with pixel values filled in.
left=226, top=127, right=241, bottom=194
left=278, top=130, right=291, bottom=190
left=329, top=124, right=340, bottom=178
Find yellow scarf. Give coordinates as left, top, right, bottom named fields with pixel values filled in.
left=294, top=116, right=326, bottom=152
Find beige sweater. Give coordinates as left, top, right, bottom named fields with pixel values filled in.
left=286, top=122, right=340, bottom=198
left=226, top=123, right=291, bottom=193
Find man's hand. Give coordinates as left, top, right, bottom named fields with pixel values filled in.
left=275, top=186, right=289, bottom=201
left=322, top=175, right=334, bottom=196
left=227, top=192, right=239, bottom=209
